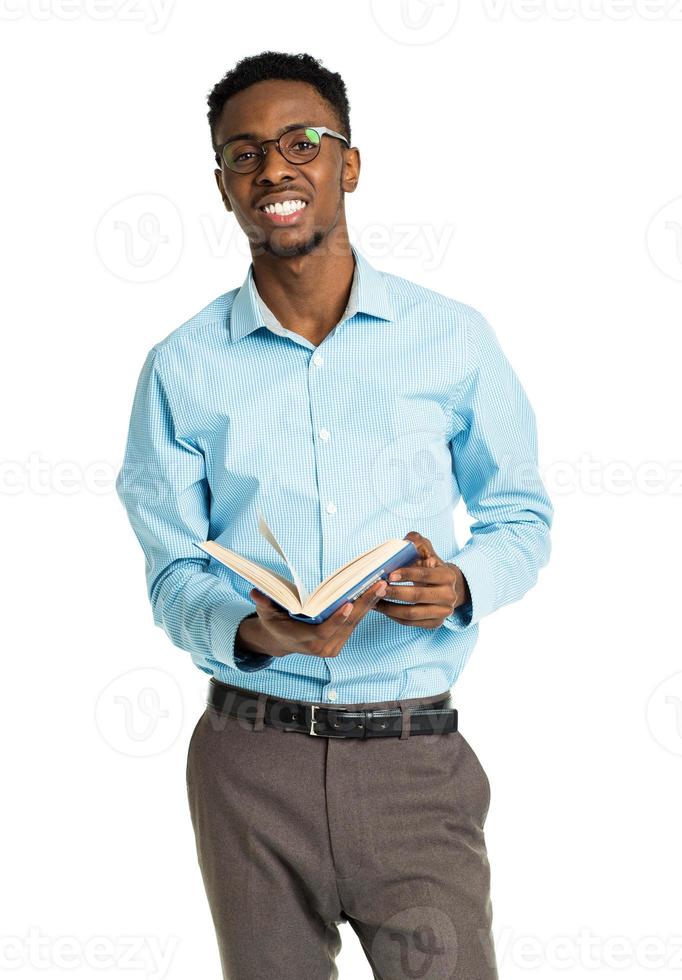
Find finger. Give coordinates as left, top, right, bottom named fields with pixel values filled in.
left=354, top=580, right=387, bottom=615
left=375, top=600, right=451, bottom=625
left=385, top=578, right=457, bottom=603
left=334, top=580, right=386, bottom=630
left=388, top=564, right=449, bottom=584
left=404, top=532, right=436, bottom=560
left=250, top=589, right=287, bottom=617
left=313, top=583, right=384, bottom=658
left=380, top=585, right=437, bottom=604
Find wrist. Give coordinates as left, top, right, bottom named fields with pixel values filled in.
left=236, top=614, right=272, bottom=656
left=447, top=562, right=471, bottom=608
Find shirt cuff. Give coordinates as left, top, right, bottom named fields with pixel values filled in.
left=444, top=547, right=497, bottom=628
left=233, top=613, right=274, bottom=672
left=234, top=649, right=274, bottom=672
left=208, top=602, right=273, bottom=671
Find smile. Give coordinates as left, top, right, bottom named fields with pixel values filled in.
left=259, top=200, right=308, bottom=216
left=257, top=201, right=308, bottom=225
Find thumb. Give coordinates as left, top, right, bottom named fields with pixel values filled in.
left=250, top=589, right=273, bottom=609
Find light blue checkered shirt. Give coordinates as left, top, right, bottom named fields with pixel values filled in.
left=115, top=244, right=553, bottom=704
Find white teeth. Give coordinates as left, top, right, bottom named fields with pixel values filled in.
left=261, top=200, right=307, bottom=215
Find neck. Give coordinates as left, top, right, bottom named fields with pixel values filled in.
left=250, top=226, right=356, bottom=344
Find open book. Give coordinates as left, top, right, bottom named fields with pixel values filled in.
left=193, top=511, right=421, bottom=624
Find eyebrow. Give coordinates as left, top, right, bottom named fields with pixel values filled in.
left=221, top=121, right=313, bottom=145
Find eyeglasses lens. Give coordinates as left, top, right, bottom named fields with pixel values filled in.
left=223, top=127, right=321, bottom=173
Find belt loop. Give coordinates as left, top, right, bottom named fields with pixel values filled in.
left=252, top=693, right=267, bottom=732
left=399, top=703, right=412, bottom=739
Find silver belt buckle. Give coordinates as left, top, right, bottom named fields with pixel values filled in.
left=309, top=704, right=356, bottom=737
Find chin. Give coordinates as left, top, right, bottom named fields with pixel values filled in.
left=254, top=230, right=325, bottom=259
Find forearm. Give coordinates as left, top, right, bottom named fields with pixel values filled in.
left=151, top=559, right=267, bottom=673
left=444, top=309, right=553, bottom=629
left=116, top=346, right=275, bottom=675
left=444, top=515, right=551, bottom=627
left=233, top=613, right=277, bottom=671
left=236, top=613, right=272, bottom=655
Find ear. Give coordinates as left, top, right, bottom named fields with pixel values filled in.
left=340, top=146, right=360, bottom=194
left=214, top=168, right=233, bottom=212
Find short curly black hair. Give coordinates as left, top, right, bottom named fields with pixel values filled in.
left=206, top=51, right=351, bottom=151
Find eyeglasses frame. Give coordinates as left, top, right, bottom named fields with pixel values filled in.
left=214, top=125, right=350, bottom=172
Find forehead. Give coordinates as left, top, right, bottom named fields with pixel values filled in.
left=214, top=79, right=336, bottom=144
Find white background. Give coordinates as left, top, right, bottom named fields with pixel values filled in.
left=2, top=1, right=682, bottom=977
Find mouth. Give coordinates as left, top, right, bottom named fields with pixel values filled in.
left=256, top=199, right=308, bottom=225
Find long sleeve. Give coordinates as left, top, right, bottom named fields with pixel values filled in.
left=115, top=346, right=273, bottom=674
left=445, top=310, right=553, bottom=628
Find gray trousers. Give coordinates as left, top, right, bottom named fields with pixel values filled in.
left=186, top=682, right=499, bottom=979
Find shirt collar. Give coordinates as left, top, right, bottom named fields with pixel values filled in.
left=229, top=243, right=395, bottom=343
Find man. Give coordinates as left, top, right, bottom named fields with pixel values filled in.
left=116, top=50, right=553, bottom=980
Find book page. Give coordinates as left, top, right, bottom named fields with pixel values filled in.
left=194, top=541, right=302, bottom=613
left=310, top=538, right=400, bottom=600
left=257, top=510, right=309, bottom=605
left=305, top=540, right=407, bottom=614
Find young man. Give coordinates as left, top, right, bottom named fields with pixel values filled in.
left=116, top=50, right=553, bottom=980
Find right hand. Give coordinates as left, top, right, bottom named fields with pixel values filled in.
left=244, top=580, right=388, bottom=659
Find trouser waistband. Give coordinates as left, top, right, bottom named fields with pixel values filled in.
left=206, top=678, right=458, bottom=739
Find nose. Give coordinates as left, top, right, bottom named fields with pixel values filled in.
left=255, top=139, right=298, bottom=183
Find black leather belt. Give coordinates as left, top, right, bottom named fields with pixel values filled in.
left=207, top=678, right=458, bottom=739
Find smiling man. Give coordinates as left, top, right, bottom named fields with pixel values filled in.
left=115, top=50, right=553, bottom=980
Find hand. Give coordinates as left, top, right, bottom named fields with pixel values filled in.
left=244, top=578, right=388, bottom=659
left=374, top=531, right=471, bottom=629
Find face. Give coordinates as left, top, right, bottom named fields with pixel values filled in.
left=213, top=79, right=360, bottom=259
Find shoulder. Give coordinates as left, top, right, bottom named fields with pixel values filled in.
left=378, top=264, right=493, bottom=359
left=381, top=265, right=487, bottom=326
left=151, top=288, right=239, bottom=367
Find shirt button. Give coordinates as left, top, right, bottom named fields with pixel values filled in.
left=326, top=502, right=337, bottom=515
left=313, top=354, right=324, bottom=367
left=319, top=428, right=330, bottom=441
left=328, top=690, right=338, bottom=701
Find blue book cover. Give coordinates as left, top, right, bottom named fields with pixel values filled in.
left=284, top=539, right=421, bottom=623
left=194, top=510, right=422, bottom=624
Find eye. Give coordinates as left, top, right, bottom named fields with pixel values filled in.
left=292, top=140, right=315, bottom=151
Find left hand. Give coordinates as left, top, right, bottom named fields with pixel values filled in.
left=374, top=532, right=471, bottom=629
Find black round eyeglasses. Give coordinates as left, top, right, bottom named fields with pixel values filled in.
left=214, top=125, right=349, bottom=174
